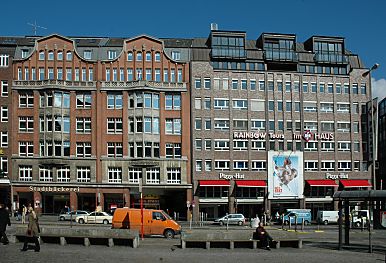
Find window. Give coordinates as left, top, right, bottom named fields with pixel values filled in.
left=66, top=51, right=72, bottom=61
left=338, top=141, right=351, bottom=152
left=337, top=122, right=350, bottom=132
left=146, top=168, right=160, bottom=184
left=107, top=118, right=123, bottom=133
left=76, top=142, right=91, bottom=157
left=39, top=51, right=45, bottom=60
left=215, top=160, right=230, bottom=170
left=204, top=78, right=211, bottom=89
left=251, top=161, right=266, bottom=171
left=154, top=52, right=161, bottom=61
left=214, top=119, right=230, bottom=130
left=165, top=143, right=181, bottom=158
left=304, top=141, right=318, bottom=151
left=337, top=103, right=350, bottom=113
left=195, top=78, right=201, bottom=89
left=303, top=101, right=317, bottom=112
left=251, top=119, right=265, bottom=130
left=214, top=99, right=229, bottom=109
left=128, top=168, right=141, bottom=183
left=172, top=51, right=180, bottom=60
left=304, top=121, right=317, bottom=131
left=233, top=160, right=248, bottom=170
left=303, top=82, right=308, bottom=93
left=205, top=160, right=212, bottom=171
left=22, top=50, right=29, bottom=59
left=107, top=142, right=123, bottom=157
left=196, top=160, right=202, bottom=171
left=232, top=99, right=248, bottom=110
left=108, top=50, right=117, bottom=60
left=250, top=80, right=256, bottom=90
left=360, top=83, right=366, bottom=95
left=39, top=166, right=53, bottom=182
left=321, top=141, right=334, bottom=152
left=338, top=161, right=351, bottom=171
left=19, top=165, right=32, bottom=181
left=74, top=167, right=90, bottom=182
left=259, top=80, right=265, bottom=91
left=0, top=54, right=9, bottom=67
left=76, top=93, right=92, bottom=108
left=127, top=52, right=133, bottom=61
left=19, top=117, right=34, bottom=132
left=251, top=140, right=266, bottom=151
left=83, top=50, right=92, bottom=59
left=320, top=103, right=334, bottom=113
left=19, top=141, right=34, bottom=156
left=165, top=94, right=181, bottom=110
left=233, top=140, right=248, bottom=150
left=214, top=140, right=230, bottom=151
left=107, top=94, right=123, bottom=109
left=136, top=52, right=142, bottom=61
left=0, top=107, right=8, bottom=122
left=57, top=166, right=70, bottom=182
left=165, top=119, right=181, bottom=134
left=76, top=118, right=91, bottom=133
left=1, top=132, right=8, bottom=147
left=233, top=120, right=248, bottom=130
left=19, top=93, right=34, bottom=108
left=321, top=161, right=335, bottom=171
left=167, top=168, right=181, bottom=184
left=277, top=81, right=283, bottom=92
left=321, top=122, right=334, bottom=132
left=305, top=161, right=318, bottom=171
left=108, top=167, right=122, bottom=183
left=47, top=51, right=54, bottom=60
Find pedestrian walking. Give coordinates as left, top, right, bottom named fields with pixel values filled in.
left=0, top=203, right=11, bottom=245
left=21, top=206, right=40, bottom=252
left=22, top=205, right=27, bottom=224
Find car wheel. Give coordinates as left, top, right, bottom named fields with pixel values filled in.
left=59, top=216, right=65, bottom=221
left=323, top=220, right=328, bottom=225
left=164, top=229, right=174, bottom=239
left=219, top=221, right=224, bottom=226
left=103, top=219, right=109, bottom=225
left=79, top=218, right=85, bottom=224
left=238, top=221, right=243, bottom=226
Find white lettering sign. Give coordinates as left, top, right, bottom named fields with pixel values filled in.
left=29, top=186, right=80, bottom=192
left=325, top=173, right=349, bottom=179
left=219, top=173, right=245, bottom=180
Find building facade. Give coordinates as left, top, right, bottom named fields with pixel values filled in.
left=378, top=97, right=386, bottom=191
left=8, top=34, right=192, bottom=216
left=190, top=26, right=373, bottom=220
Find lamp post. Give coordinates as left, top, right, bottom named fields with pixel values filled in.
left=362, top=63, right=380, bottom=191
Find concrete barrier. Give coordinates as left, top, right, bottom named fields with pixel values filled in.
left=15, top=226, right=139, bottom=248
left=180, top=229, right=302, bottom=249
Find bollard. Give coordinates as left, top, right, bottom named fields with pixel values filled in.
left=289, top=217, right=292, bottom=230
left=226, top=215, right=229, bottom=231
left=302, top=218, right=304, bottom=231
left=295, top=215, right=298, bottom=232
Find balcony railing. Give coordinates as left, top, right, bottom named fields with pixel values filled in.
left=264, top=50, right=298, bottom=62
left=13, top=79, right=96, bottom=88
left=101, top=80, right=186, bottom=89
left=314, top=53, right=348, bottom=64
left=210, top=48, right=247, bottom=59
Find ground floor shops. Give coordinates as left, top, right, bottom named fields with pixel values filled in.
left=11, top=183, right=191, bottom=218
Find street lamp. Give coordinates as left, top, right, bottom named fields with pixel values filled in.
left=362, top=63, right=380, bottom=191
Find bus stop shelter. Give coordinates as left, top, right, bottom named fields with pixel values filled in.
left=333, top=190, right=386, bottom=253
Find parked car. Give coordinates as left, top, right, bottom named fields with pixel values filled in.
left=58, top=210, right=89, bottom=221
left=214, top=214, right=245, bottom=226
left=281, top=209, right=312, bottom=225
left=76, top=211, right=113, bottom=224
left=317, top=211, right=339, bottom=225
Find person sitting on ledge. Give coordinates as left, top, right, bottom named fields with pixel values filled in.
left=256, top=222, right=274, bottom=250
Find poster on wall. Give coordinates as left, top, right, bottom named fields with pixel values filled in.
left=268, top=151, right=304, bottom=199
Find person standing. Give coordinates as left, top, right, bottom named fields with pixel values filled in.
left=21, top=206, right=40, bottom=252
left=22, top=205, right=27, bottom=224
left=0, top=203, right=11, bottom=245
left=256, top=222, right=273, bottom=250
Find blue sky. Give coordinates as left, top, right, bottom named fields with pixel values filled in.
left=1, top=0, right=385, bottom=99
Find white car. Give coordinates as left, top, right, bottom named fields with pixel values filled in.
left=58, top=210, right=89, bottom=221
left=214, top=214, right=246, bottom=226
left=76, top=211, right=112, bottom=224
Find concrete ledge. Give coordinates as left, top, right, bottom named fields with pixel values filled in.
left=15, top=226, right=139, bottom=248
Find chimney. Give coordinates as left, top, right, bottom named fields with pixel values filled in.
left=210, top=23, right=218, bottom=31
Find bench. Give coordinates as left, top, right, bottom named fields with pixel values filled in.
left=15, top=226, right=139, bottom=248
left=181, top=228, right=302, bottom=249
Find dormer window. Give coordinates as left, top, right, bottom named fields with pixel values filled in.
left=263, top=38, right=296, bottom=61
left=108, top=50, right=117, bottom=60
left=211, top=34, right=246, bottom=59
left=172, top=51, right=181, bottom=61
left=313, top=40, right=346, bottom=64
left=83, top=50, right=92, bottom=60
left=21, top=49, right=29, bottom=59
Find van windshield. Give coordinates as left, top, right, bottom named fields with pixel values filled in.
left=162, top=211, right=172, bottom=220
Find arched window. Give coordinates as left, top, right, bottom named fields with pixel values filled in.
left=48, top=51, right=54, bottom=60
left=57, top=51, right=63, bottom=60
left=66, top=51, right=72, bottom=61
left=136, top=52, right=142, bottom=61
left=146, top=52, right=151, bottom=61
left=127, top=52, right=133, bottom=61
left=39, top=51, right=45, bottom=60
left=155, top=52, right=161, bottom=62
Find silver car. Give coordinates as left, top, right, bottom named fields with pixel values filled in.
left=215, top=214, right=246, bottom=226
left=58, top=210, right=89, bottom=221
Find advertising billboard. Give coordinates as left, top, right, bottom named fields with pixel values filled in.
left=268, top=151, right=304, bottom=199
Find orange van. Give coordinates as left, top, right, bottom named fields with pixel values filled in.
left=112, top=208, right=181, bottom=239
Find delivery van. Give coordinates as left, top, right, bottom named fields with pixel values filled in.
left=317, top=211, right=339, bottom=225
left=112, top=208, right=181, bottom=239
left=282, top=209, right=312, bottom=225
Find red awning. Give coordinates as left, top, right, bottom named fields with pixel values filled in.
left=199, top=180, right=230, bottom=187
left=235, top=180, right=267, bottom=187
left=306, top=180, right=338, bottom=187
left=340, top=180, right=372, bottom=188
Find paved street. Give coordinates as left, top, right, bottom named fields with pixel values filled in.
left=1, top=216, right=385, bottom=263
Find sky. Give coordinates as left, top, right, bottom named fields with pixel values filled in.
left=1, top=0, right=386, bottom=100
